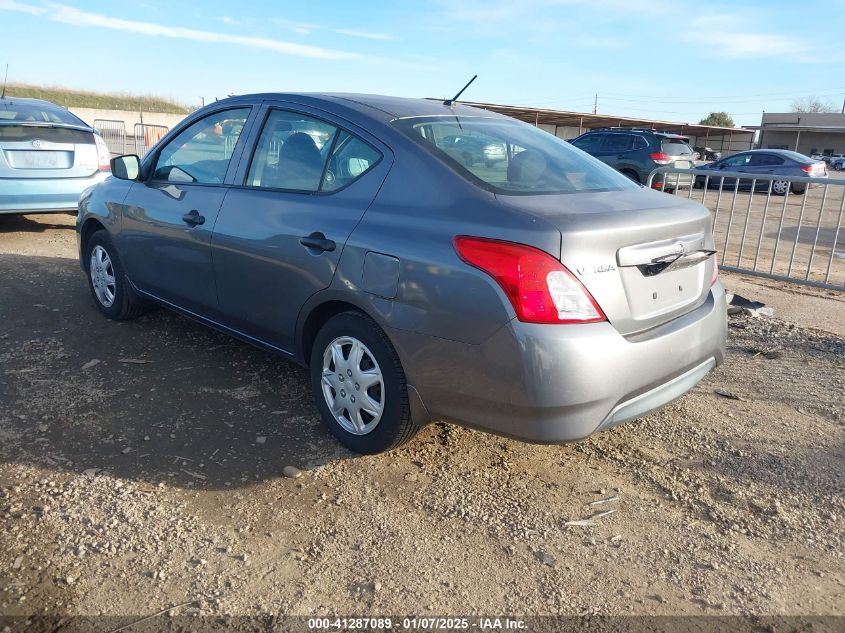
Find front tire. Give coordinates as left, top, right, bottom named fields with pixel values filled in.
left=85, top=230, right=146, bottom=320
left=310, top=312, right=418, bottom=454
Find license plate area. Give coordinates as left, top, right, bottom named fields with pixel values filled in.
left=6, top=150, right=73, bottom=169
left=620, top=264, right=705, bottom=320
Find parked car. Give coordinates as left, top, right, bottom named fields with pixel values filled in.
left=830, top=154, right=845, bottom=170
left=0, top=96, right=111, bottom=214
left=694, top=149, right=827, bottom=195
left=569, top=128, right=696, bottom=191
left=440, top=134, right=507, bottom=167
left=78, top=94, right=726, bottom=454
left=694, top=146, right=721, bottom=162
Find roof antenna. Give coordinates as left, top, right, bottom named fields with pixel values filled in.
left=444, top=74, right=477, bottom=106
left=1, top=64, right=8, bottom=99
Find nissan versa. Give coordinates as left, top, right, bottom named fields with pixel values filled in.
left=76, top=94, right=727, bottom=454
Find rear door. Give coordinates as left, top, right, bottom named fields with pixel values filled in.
left=118, top=106, right=254, bottom=314
left=595, top=134, right=633, bottom=167
left=211, top=103, right=392, bottom=352
left=748, top=153, right=785, bottom=191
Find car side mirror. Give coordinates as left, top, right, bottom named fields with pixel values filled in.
left=111, top=155, right=141, bottom=180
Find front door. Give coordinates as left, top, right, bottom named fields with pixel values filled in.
left=211, top=105, right=391, bottom=351
left=118, top=107, right=253, bottom=314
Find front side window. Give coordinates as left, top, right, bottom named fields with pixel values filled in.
left=246, top=110, right=339, bottom=191
left=722, top=153, right=752, bottom=167
left=153, top=108, right=250, bottom=184
left=395, top=118, right=634, bottom=195
left=570, top=134, right=604, bottom=153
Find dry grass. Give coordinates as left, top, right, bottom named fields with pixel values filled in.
left=3, top=83, right=192, bottom=114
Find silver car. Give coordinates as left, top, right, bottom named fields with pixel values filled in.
left=1, top=97, right=111, bottom=214
left=77, top=93, right=726, bottom=454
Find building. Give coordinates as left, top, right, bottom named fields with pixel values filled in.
left=754, top=112, right=845, bottom=156
left=457, top=101, right=755, bottom=155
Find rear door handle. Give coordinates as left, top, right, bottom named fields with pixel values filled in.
left=299, top=232, right=336, bottom=252
left=182, top=209, right=205, bottom=226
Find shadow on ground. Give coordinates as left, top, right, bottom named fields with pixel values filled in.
left=0, top=213, right=77, bottom=234
left=0, top=253, right=355, bottom=491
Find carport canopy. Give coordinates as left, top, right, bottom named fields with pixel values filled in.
left=443, top=100, right=755, bottom=151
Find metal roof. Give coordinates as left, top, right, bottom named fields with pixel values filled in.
left=453, top=100, right=753, bottom=138
left=746, top=124, right=845, bottom=133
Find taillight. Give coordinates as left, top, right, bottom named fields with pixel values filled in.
left=801, top=165, right=813, bottom=174
left=453, top=236, right=606, bottom=324
left=650, top=152, right=671, bottom=165
left=94, top=133, right=111, bottom=172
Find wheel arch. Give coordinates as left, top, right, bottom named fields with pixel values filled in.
left=298, top=298, right=380, bottom=367
left=79, top=217, right=107, bottom=270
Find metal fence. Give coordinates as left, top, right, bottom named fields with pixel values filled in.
left=92, top=119, right=126, bottom=155
left=648, top=168, right=845, bottom=290
left=133, top=123, right=169, bottom=157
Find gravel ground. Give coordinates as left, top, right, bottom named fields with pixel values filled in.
left=0, top=213, right=843, bottom=628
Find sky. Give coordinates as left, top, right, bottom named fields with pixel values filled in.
left=2, top=0, right=845, bottom=127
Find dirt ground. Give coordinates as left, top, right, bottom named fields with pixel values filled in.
left=0, top=213, right=843, bottom=628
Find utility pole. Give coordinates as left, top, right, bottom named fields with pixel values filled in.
left=841, top=96, right=844, bottom=114
left=593, top=93, right=598, bottom=114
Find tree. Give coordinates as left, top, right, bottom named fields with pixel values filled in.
left=699, top=112, right=736, bottom=128
left=790, top=96, right=836, bottom=113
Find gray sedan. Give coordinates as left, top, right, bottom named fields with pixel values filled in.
left=694, top=149, right=827, bottom=195
left=77, top=93, right=726, bottom=454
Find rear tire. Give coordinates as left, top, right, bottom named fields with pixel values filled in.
left=309, top=311, right=418, bottom=454
left=790, top=183, right=806, bottom=195
left=85, top=230, right=147, bottom=320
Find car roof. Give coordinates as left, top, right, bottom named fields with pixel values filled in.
left=578, top=128, right=689, bottom=140
left=219, top=93, right=506, bottom=121
left=0, top=96, right=68, bottom=110
left=734, top=149, right=814, bottom=163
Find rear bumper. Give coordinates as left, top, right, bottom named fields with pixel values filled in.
left=391, top=282, right=727, bottom=443
left=0, top=172, right=109, bottom=214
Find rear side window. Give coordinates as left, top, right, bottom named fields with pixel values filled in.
left=661, top=140, right=693, bottom=156
left=750, top=154, right=785, bottom=166
left=602, top=134, right=634, bottom=152
left=320, top=131, right=382, bottom=192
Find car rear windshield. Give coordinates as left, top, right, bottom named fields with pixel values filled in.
left=661, top=139, right=693, bottom=156
left=0, top=100, right=87, bottom=126
left=394, top=116, right=636, bottom=195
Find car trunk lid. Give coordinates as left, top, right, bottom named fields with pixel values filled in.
left=0, top=123, right=99, bottom=179
left=497, top=187, right=717, bottom=335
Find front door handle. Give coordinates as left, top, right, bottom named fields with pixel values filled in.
left=182, top=209, right=205, bottom=226
left=299, top=232, right=336, bottom=253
